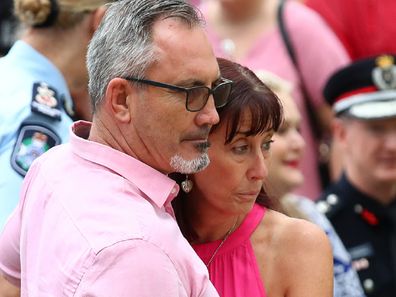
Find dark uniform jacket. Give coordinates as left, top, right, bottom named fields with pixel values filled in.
left=317, top=174, right=396, bottom=297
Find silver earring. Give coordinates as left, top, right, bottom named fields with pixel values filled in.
left=181, top=175, right=193, bottom=193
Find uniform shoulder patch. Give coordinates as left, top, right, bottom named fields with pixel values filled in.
left=31, top=82, right=62, bottom=121
left=10, top=123, right=61, bottom=176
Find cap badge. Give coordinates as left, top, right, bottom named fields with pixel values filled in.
left=372, top=55, right=396, bottom=90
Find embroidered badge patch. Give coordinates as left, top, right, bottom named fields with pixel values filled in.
left=31, top=82, right=62, bottom=120
left=11, top=124, right=60, bottom=176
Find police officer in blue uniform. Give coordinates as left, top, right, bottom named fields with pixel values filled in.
left=317, top=54, right=396, bottom=297
left=0, top=0, right=111, bottom=229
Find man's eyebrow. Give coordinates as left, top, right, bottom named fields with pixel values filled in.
left=177, top=76, right=222, bottom=87
left=172, top=79, right=204, bottom=87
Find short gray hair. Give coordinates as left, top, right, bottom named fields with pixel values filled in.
left=87, top=0, right=204, bottom=111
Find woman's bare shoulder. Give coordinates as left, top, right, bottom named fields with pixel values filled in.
left=254, top=210, right=333, bottom=297
left=258, top=209, right=329, bottom=249
left=254, top=209, right=331, bottom=267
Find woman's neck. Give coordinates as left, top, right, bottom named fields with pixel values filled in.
left=184, top=192, right=242, bottom=243
left=217, top=0, right=265, bottom=23
left=211, top=0, right=277, bottom=26
left=208, top=0, right=277, bottom=59
left=190, top=213, right=240, bottom=244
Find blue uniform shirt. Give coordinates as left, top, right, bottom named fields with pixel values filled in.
left=288, top=195, right=366, bottom=297
left=0, top=41, right=74, bottom=229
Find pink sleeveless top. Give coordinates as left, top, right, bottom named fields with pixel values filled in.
left=192, top=204, right=267, bottom=297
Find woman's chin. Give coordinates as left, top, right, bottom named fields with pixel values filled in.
left=281, top=172, right=304, bottom=192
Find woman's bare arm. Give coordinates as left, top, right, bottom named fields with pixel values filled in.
left=0, top=274, right=20, bottom=297
left=279, top=218, right=333, bottom=297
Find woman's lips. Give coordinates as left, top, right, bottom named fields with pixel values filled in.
left=284, top=160, right=299, bottom=168
left=237, top=191, right=261, bottom=200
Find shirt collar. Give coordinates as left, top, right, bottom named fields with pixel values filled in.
left=69, top=121, right=179, bottom=208
left=341, top=174, right=396, bottom=215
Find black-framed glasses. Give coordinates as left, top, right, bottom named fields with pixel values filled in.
left=124, top=76, right=233, bottom=112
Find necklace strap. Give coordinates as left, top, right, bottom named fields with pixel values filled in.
left=206, top=217, right=239, bottom=267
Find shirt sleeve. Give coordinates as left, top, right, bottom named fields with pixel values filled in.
left=76, top=239, right=188, bottom=297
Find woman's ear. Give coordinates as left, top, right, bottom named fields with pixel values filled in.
left=105, top=78, right=132, bottom=123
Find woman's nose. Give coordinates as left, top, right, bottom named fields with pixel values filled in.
left=247, top=152, right=268, bottom=181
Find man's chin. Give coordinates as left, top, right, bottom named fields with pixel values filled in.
left=169, top=153, right=210, bottom=174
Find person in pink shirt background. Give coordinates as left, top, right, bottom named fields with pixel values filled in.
left=172, top=58, right=333, bottom=297
left=304, top=0, right=396, bottom=182
left=0, top=0, right=234, bottom=295
left=198, top=0, right=350, bottom=199
left=304, top=0, right=396, bottom=61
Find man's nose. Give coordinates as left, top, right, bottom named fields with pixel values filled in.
left=195, top=95, right=220, bottom=126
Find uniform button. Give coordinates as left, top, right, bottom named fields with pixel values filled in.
left=171, top=187, right=177, bottom=194
left=363, top=278, right=374, bottom=293
left=354, top=204, right=363, bottom=213
left=326, top=194, right=338, bottom=205
left=316, top=201, right=330, bottom=213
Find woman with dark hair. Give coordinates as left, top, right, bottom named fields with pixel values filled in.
left=172, top=58, right=333, bottom=297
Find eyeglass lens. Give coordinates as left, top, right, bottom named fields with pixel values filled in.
left=213, top=82, right=232, bottom=108
left=187, top=82, right=232, bottom=111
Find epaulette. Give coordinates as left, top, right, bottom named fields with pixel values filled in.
left=316, top=193, right=346, bottom=219
left=30, top=81, right=62, bottom=121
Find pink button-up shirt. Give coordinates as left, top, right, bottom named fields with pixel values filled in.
left=0, top=121, right=218, bottom=297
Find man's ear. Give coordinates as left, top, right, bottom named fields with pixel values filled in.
left=332, top=118, right=348, bottom=145
left=105, top=78, right=132, bottom=123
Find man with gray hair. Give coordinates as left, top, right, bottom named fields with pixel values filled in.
left=0, top=0, right=232, bottom=295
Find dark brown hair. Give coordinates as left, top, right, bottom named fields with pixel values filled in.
left=214, top=58, right=283, bottom=144
left=172, top=58, right=283, bottom=239
left=213, top=57, right=283, bottom=208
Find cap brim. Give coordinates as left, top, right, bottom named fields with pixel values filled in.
left=345, top=100, right=396, bottom=120
left=334, top=90, right=396, bottom=120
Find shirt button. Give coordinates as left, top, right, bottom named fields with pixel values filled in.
left=363, top=278, right=374, bottom=293
left=354, top=204, right=363, bottom=213
left=326, top=194, right=338, bottom=205
left=316, top=201, right=330, bottom=213
left=171, top=187, right=177, bottom=194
